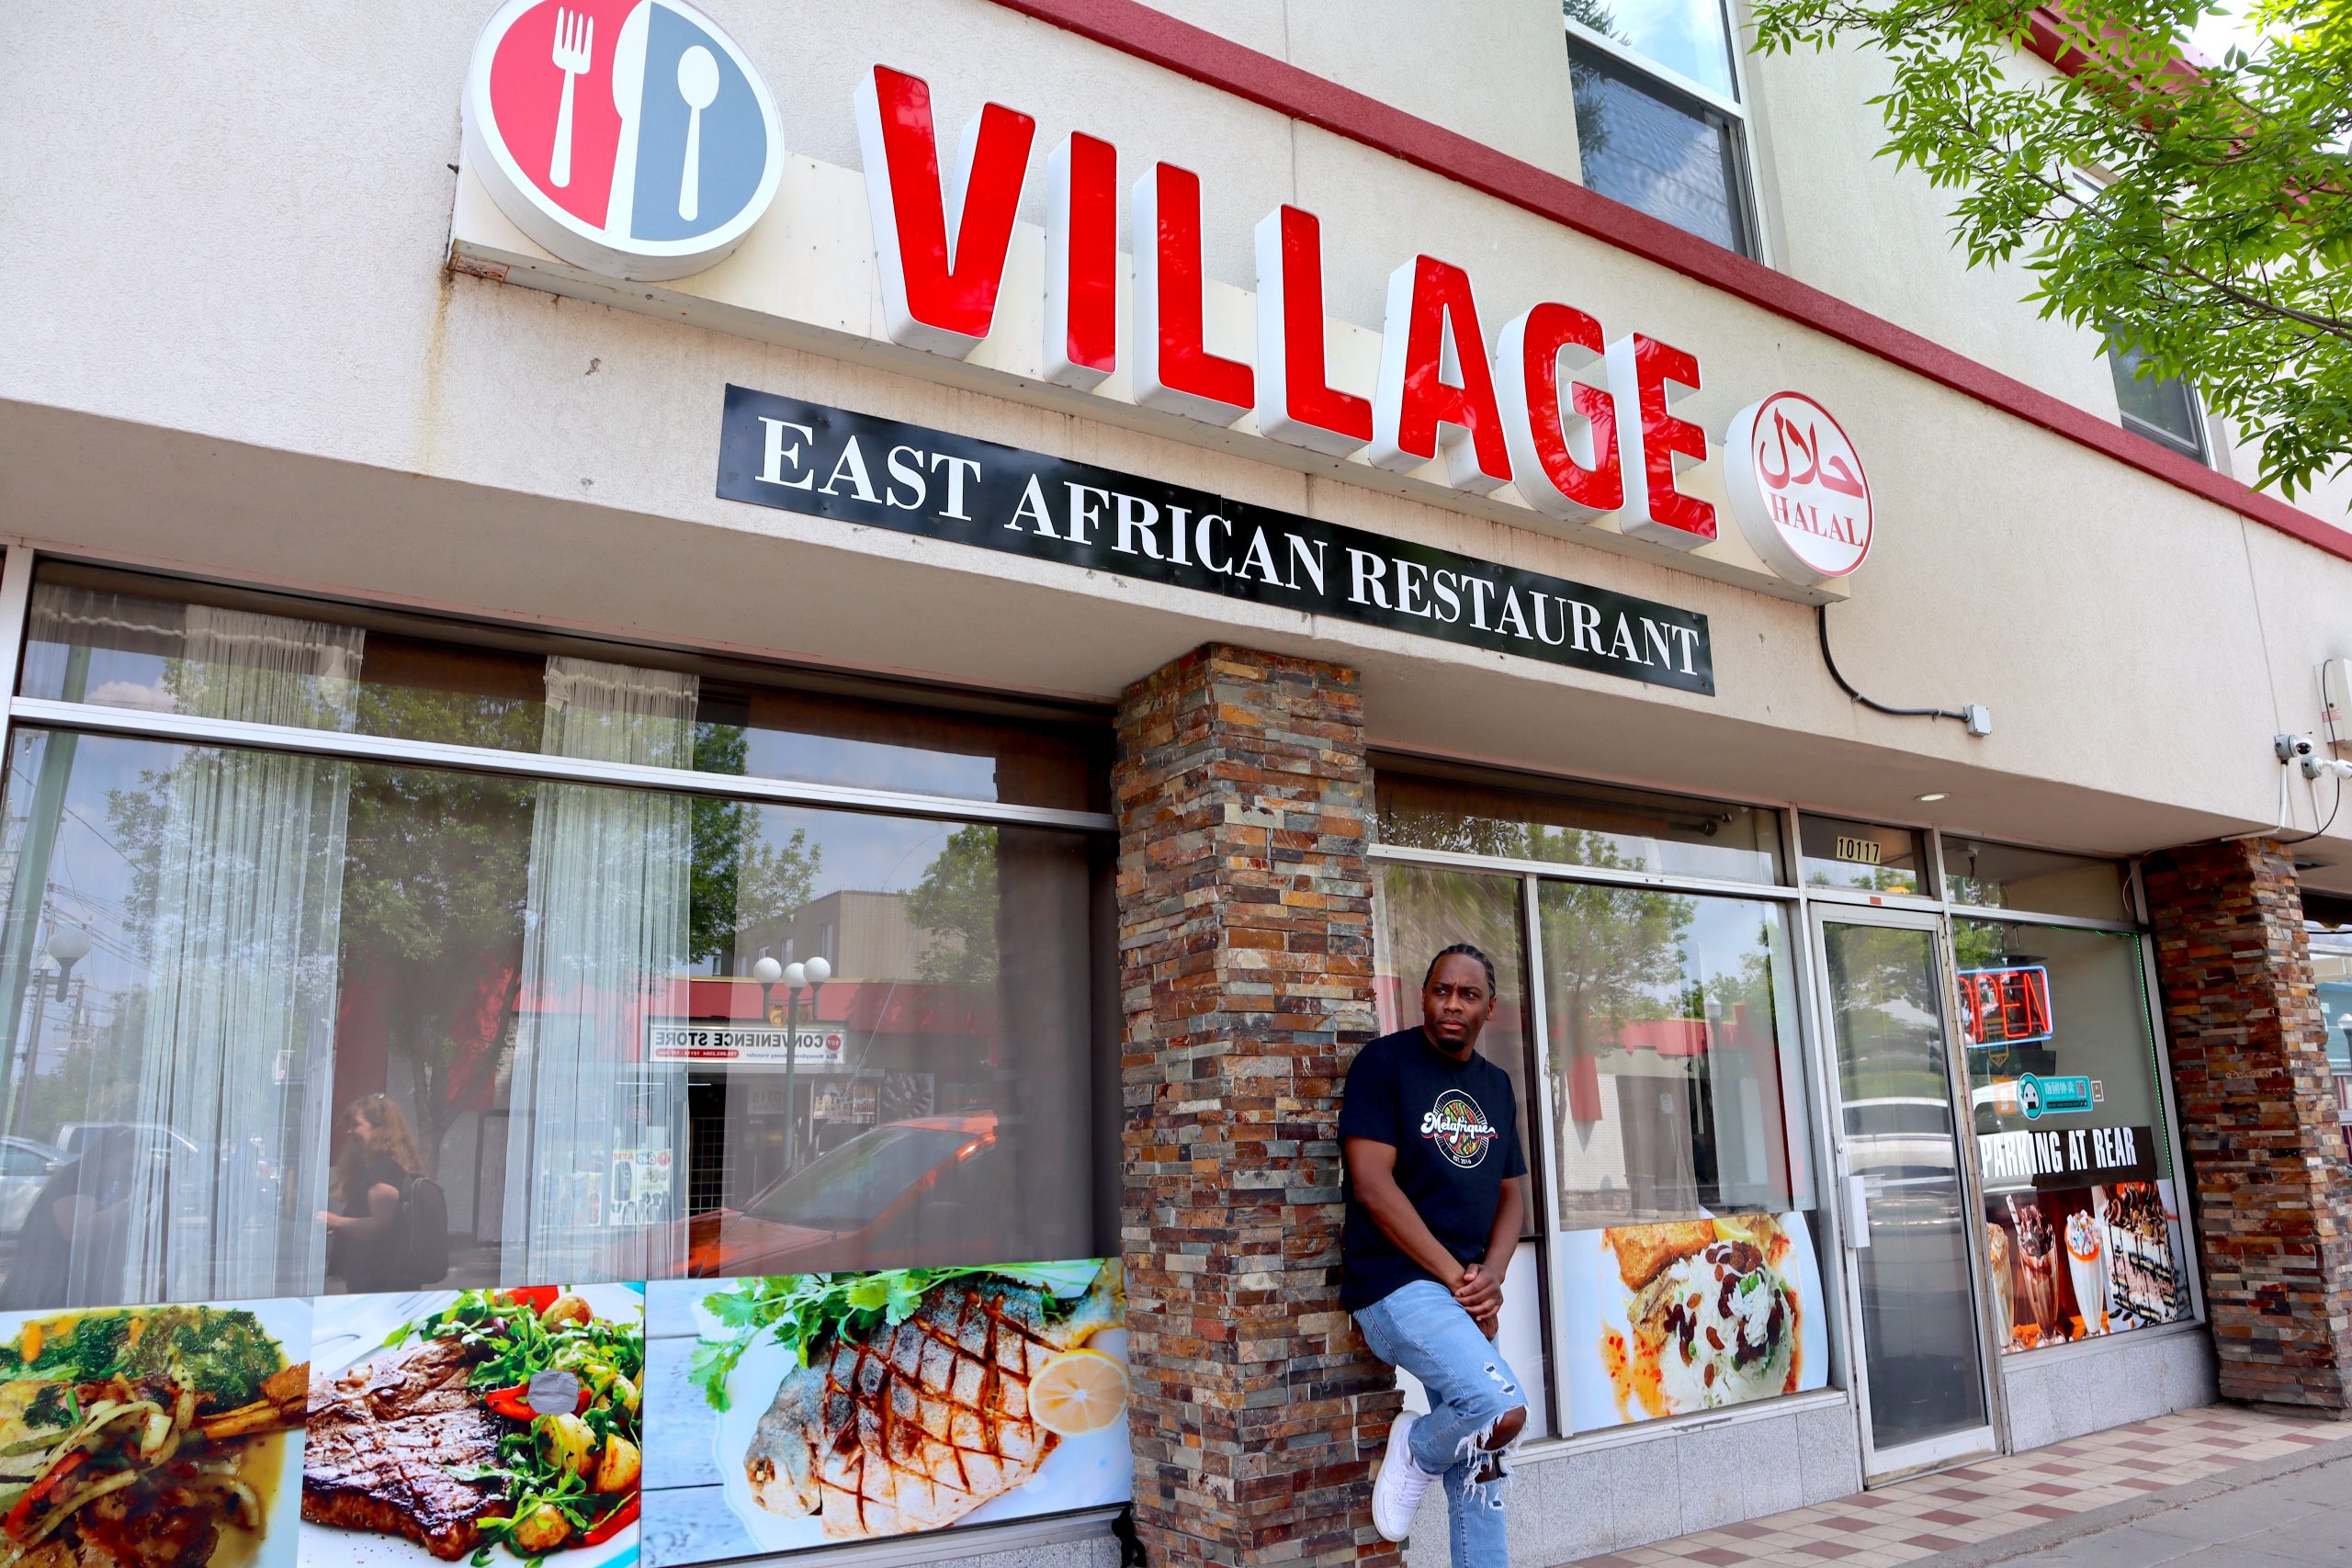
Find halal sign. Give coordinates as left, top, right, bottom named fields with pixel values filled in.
left=462, top=0, right=783, bottom=280
left=1724, top=391, right=1873, bottom=587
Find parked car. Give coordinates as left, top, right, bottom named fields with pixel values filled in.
left=51, top=1122, right=205, bottom=1163
left=685, top=1112, right=1004, bottom=1277
left=0, top=1136, right=63, bottom=1235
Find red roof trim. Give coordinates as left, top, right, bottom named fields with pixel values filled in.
left=986, top=0, right=2350, bottom=564
left=2022, top=6, right=2092, bottom=73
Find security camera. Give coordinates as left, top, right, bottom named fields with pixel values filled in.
left=2277, top=734, right=2319, bottom=762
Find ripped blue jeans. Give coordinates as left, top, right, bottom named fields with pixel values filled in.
left=1355, top=1279, right=1524, bottom=1568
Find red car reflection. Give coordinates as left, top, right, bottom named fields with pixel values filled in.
left=687, top=1112, right=1001, bottom=1278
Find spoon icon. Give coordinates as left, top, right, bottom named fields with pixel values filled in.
left=676, top=44, right=718, bottom=223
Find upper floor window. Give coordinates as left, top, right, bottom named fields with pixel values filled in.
left=1565, top=0, right=1758, bottom=256
left=2106, top=336, right=2209, bottom=464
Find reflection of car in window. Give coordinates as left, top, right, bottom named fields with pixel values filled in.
left=53, top=1121, right=203, bottom=1162
left=685, top=1113, right=1001, bottom=1277
left=0, top=1137, right=63, bottom=1235
left=1843, top=1097, right=1962, bottom=1185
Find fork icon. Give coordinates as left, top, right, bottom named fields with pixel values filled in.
left=548, top=6, right=593, bottom=188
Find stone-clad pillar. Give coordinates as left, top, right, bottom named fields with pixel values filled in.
left=2143, top=837, right=2352, bottom=1411
left=1113, top=644, right=1399, bottom=1568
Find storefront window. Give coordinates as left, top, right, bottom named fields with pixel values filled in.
left=1371, top=861, right=1538, bottom=1235
left=1375, top=760, right=1785, bottom=884
left=1540, top=886, right=1814, bottom=1225
left=1798, top=813, right=1928, bottom=895
left=1372, top=764, right=1825, bottom=1432
left=1958, top=919, right=2192, bottom=1352
left=2305, top=923, right=2352, bottom=1165
left=1538, top=883, right=1827, bottom=1429
left=0, top=720, right=1105, bottom=1308
left=1942, top=837, right=2133, bottom=922
left=2315, top=928, right=2352, bottom=1074
left=19, top=564, right=1108, bottom=813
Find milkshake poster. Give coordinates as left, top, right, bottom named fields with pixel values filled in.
left=1986, top=1182, right=2192, bottom=1350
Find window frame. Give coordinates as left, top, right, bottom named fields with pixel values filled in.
left=0, top=555, right=1116, bottom=836
left=1563, top=2, right=1769, bottom=262
left=2110, top=352, right=2212, bottom=466
left=2069, top=169, right=2215, bottom=468
left=0, top=546, right=1125, bottom=1304
left=1370, top=763, right=2208, bottom=1453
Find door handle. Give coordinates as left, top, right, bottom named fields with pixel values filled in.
left=1844, top=1172, right=1871, bottom=1249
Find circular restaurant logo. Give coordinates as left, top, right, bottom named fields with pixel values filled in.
left=1419, top=1089, right=1498, bottom=1169
left=462, top=0, right=783, bottom=281
left=1723, top=391, right=1874, bottom=587
left=2018, top=1073, right=2046, bottom=1121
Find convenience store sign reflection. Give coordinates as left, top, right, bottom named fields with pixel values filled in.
left=646, top=1021, right=845, bottom=1065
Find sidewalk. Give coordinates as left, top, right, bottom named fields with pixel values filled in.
left=1564, top=1404, right=2350, bottom=1568
left=1939, top=1448, right=2352, bottom=1568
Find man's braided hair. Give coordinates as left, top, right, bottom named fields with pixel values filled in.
left=1423, top=942, right=1498, bottom=995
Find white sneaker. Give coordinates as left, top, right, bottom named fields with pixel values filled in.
left=1372, top=1411, right=1436, bottom=1541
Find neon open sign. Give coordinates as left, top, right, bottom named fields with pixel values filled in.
left=1959, top=964, right=2053, bottom=1048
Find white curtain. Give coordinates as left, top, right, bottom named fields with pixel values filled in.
left=501, top=657, right=695, bottom=1285
left=112, top=600, right=362, bottom=1303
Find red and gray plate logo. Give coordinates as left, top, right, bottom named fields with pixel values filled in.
left=463, top=0, right=783, bottom=280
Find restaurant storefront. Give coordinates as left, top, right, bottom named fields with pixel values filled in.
left=4, top=1, right=2351, bottom=1566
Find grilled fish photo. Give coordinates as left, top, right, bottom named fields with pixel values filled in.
left=744, top=1261, right=1124, bottom=1539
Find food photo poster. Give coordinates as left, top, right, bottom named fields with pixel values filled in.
left=0, top=1295, right=311, bottom=1568
left=1984, top=1180, right=2190, bottom=1352
left=1558, top=1211, right=1828, bottom=1432
left=299, top=1284, right=643, bottom=1568
left=641, top=1258, right=1131, bottom=1563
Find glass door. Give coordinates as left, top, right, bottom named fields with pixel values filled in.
left=1812, top=908, right=1998, bottom=1480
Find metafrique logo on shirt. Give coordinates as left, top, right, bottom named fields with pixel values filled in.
left=1419, top=1089, right=1499, bottom=1168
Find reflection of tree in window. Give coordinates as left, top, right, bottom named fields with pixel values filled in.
left=329, top=680, right=550, bottom=1173
left=1825, top=924, right=1945, bottom=1103
left=686, top=723, right=820, bottom=970
left=1539, top=832, right=1693, bottom=1220
left=1544, top=851, right=1805, bottom=1224
left=1564, top=0, right=1621, bottom=161
left=907, top=824, right=1000, bottom=985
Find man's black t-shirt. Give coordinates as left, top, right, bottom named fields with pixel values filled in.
left=1339, top=1026, right=1527, bottom=1311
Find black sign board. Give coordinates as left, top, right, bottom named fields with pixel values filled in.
left=716, top=386, right=1713, bottom=693
left=1979, top=1123, right=2158, bottom=1194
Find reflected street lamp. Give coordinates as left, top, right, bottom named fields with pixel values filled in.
left=752, top=954, right=829, bottom=1170
left=46, top=925, right=89, bottom=1003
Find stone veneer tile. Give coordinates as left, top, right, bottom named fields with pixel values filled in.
left=2145, top=839, right=2352, bottom=1413
left=1114, top=646, right=1393, bottom=1567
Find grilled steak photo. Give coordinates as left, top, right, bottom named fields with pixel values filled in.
left=300, top=1336, right=506, bottom=1560
left=744, top=1261, right=1123, bottom=1540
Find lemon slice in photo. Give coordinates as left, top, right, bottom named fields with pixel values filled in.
left=1030, top=1348, right=1129, bottom=1437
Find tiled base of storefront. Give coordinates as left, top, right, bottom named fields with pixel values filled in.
left=1556, top=1404, right=2348, bottom=1568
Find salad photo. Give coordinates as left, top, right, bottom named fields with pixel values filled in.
left=646, top=1259, right=1131, bottom=1562
left=300, top=1286, right=642, bottom=1568
left=0, top=1298, right=311, bottom=1568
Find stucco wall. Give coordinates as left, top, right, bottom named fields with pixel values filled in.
left=4, top=0, right=2350, bottom=890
